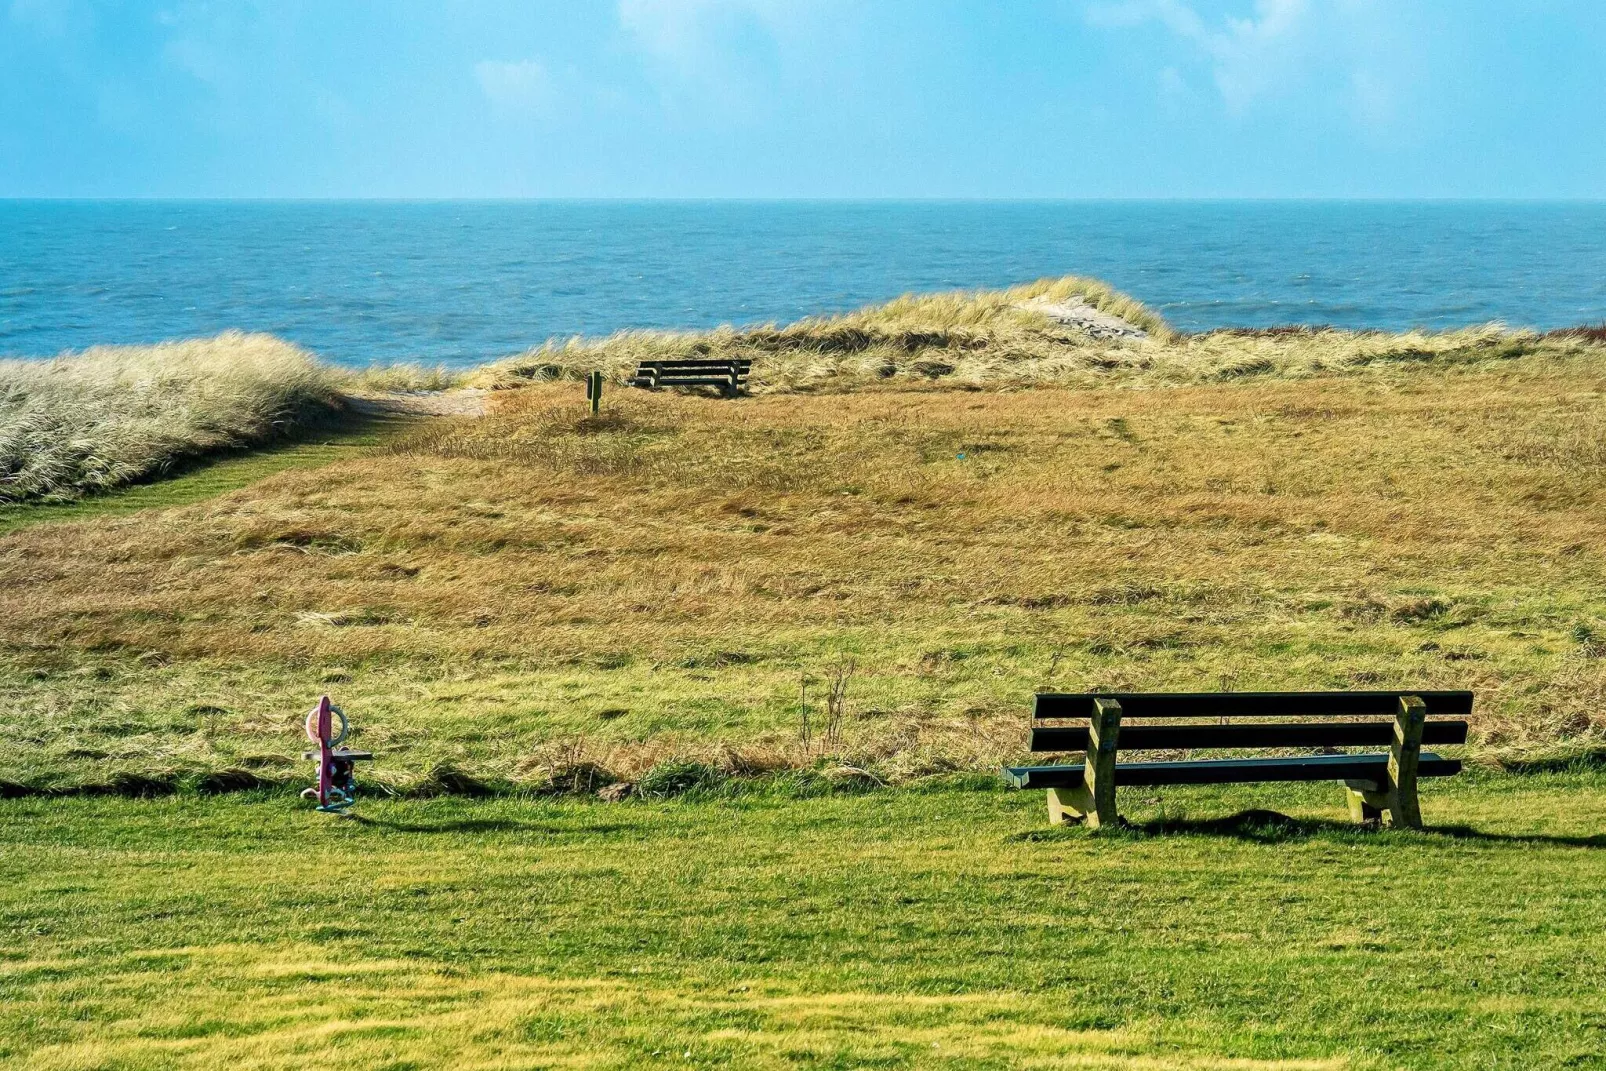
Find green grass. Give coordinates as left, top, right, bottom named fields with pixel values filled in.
left=2, top=773, right=1603, bottom=1069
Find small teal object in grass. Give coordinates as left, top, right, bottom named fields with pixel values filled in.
left=956, top=452, right=966, bottom=460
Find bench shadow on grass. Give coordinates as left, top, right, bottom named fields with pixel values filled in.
left=1012, top=809, right=1606, bottom=849
left=340, top=814, right=633, bottom=837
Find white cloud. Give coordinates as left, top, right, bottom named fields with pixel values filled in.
left=1157, top=65, right=1189, bottom=110
left=164, top=34, right=227, bottom=85
left=617, top=0, right=795, bottom=64
left=1087, top=0, right=1310, bottom=111
left=474, top=59, right=554, bottom=113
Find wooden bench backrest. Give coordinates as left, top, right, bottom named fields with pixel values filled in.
left=1029, top=690, right=1472, bottom=753
left=636, top=359, right=752, bottom=372
left=1034, top=690, right=1474, bottom=719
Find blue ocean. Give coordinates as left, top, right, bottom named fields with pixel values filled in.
left=4, top=200, right=1605, bottom=367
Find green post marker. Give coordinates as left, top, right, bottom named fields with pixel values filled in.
left=586, top=370, right=602, bottom=415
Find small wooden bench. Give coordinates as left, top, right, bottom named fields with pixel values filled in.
left=1004, top=690, right=1472, bottom=829
left=627, top=358, right=751, bottom=397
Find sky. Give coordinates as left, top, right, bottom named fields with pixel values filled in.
left=3, top=0, right=1605, bottom=199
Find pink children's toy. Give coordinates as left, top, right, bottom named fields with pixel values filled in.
left=301, top=695, right=373, bottom=812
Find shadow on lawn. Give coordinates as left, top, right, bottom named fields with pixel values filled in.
left=1013, top=809, right=1606, bottom=849
left=341, top=814, right=632, bottom=836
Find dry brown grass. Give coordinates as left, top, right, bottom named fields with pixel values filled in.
left=3, top=342, right=1605, bottom=789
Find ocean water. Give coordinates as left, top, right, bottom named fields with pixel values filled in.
left=3, top=200, right=1605, bottom=367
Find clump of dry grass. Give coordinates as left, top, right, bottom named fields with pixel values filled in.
left=0, top=332, right=344, bottom=503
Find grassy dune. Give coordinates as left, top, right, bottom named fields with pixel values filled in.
left=0, top=332, right=344, bottom=503
left=475, top=275, right=1606, bottom=393
left=1, top=326, right=1603, bottom=792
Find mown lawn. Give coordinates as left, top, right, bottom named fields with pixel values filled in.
left=3, top=771, right=1604, bottom=1069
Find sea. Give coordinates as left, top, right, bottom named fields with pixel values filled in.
left=4, top=200, right=1605, bottom=367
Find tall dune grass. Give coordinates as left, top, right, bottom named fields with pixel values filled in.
left=470, top=276, right=1604, bottom=393
left=5, top=277, right=1603, bottom=506
left=0, top=332, right=343, bottom=503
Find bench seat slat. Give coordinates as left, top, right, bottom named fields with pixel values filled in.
left=1003, top=752, right=1461, bottom=789
left=1030, top=720, right=1469, bottom=753
left=1034, top=690, right=1474, bottom=720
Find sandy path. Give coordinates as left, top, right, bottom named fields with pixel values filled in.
left=345, top=389, right=489, bottom=417
left=1016, top=296, right=1148, bottom=340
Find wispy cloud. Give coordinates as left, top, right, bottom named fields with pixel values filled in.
left=616, top=0, right=803, bottom=67
left=474, top=58, right=554, bottom=113
left=1087, top=0, right=1310, bottom=111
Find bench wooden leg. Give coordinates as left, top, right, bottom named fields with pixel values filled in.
left=1344, top=781, right=1389, bottom=824
left=1341, top=695, right=1427, bottom=828
left=1047, top=785, right=1094, bottom=825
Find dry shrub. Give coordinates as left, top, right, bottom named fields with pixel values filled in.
left=345, top=362, right=463, bottom=392
left=515, top=739, right=618, bottom=796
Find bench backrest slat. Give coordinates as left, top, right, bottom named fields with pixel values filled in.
left=638, top=360, right=752, bottom=371
left=1030, top=719, right=1469, bottom=753
left=1033, top=690, right=1473, bottom=720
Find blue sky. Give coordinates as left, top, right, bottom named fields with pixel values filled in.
left=3, top=0, right=1605, bottom=198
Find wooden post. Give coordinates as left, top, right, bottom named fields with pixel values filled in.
left=1388, top=694, right=1426, bottom=829
left=586, top=370, right=602, bottom=415
left=1044, top=698, right=1121, bottom=827
left=1046, top=785, right=1084, bottom=825
left=1083, top=698, right=1122, bottom=828
left=1342, top=695, right=1425, bottom=828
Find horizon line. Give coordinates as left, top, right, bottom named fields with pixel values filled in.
left=5, top=196, right=1606, bottom=206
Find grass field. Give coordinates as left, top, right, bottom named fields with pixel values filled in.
left=2, top=772, right=1604, bottom=1069
left=2, top=337, right=1604, bottom=793
left=3, top=279, right=1605, bottom=1067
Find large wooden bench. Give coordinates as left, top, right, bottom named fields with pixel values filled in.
left=627, top=358, right=751, bottom=397
left=1004, top=690, right=1472, bottom=829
